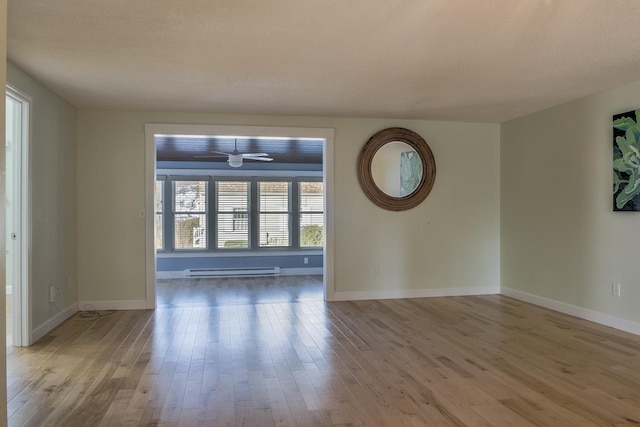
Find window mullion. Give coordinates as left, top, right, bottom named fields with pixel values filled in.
left=292, top=178, right=300, bottom=249
left=166, top=178, right=175, bottom=251
left=250, top=178, right=258, bottom=249
left=154, top=178, right=166, bottom=252
left=209, top=177, right=216, bottom=251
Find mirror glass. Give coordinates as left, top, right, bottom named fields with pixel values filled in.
left=371, top=141, right=423, bottom=197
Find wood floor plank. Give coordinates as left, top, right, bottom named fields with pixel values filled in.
left=7, top=276, right=640, bottom=426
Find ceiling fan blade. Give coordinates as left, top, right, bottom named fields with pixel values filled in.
left=244, top=156, right=273, bottom=162
left=241, top=153, right=269, bottom=157
left=194, top=155, right=227, bottom=158
left=210, top=150, right=231, bottom=155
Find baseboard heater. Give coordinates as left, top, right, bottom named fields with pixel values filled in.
left=184, top=267, right=280, bottom=278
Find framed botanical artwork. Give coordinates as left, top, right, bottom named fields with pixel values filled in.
left=613, top=109, right=640, bottom=211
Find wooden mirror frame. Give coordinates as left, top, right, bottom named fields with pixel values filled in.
left=357, top=127, right=436, bottom=211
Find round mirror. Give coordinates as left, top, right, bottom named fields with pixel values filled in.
left=358, top=127, right=436, bottom=211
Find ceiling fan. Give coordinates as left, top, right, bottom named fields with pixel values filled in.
left=195, top=139, right=273, bottom=167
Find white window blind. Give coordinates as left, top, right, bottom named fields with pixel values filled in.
left=259, top=181, right=290, bottom=247
left=299, top=181, right=324, bottom=247
left=216, top=181, right=249, bottom=249
left=174, top=180, right=207, bottom=249
left=158, top=176, right=324, bottom=252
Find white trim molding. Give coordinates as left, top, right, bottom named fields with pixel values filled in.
left=501, top=287, right=640, bottom=337
left=6, top=83, right=34, bottom=347
left=78, top=300, right=148, bottom=311
left=156, top=167, right=322, bottom=177
left=333, top=286, right=499, bottom=301
left=156, top=271, right=185, bottom=279
left=32, top=303, right=77, bottom=344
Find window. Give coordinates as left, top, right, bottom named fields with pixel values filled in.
left=216, top=181, right=249, bottom=249
left=299, top=181, right=324, bottom=247
left=259, top=181, right=291, bottom=247
left=155, top=180, right=164, bottom=250
left=173, top=180, right=207, bottom=249
left=158, top=176, right=323, bottom=252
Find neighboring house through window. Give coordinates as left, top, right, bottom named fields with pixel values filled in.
left=299, top=181, right=324, bottom=247
left=216, top=181, right=249, bottom=248
left=173, top=180, right=208, bottom=249
left=259, top=181, right=291, bottom=247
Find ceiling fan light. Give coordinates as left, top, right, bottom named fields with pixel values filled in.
left=228, top=154, right=243, bottom=167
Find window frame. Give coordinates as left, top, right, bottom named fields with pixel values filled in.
left=214, top=178, right=251, bottom=250
left=158, top=174, right=323, bottom=253
left=155, top=176, right=167, bottom=252
left=172, top=177, right=209, bottom=251
left=298, top=179, right=324, bottom=248
left=257, top=178, right=293, bottom=248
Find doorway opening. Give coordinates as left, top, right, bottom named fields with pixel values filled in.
left=5, top=85, right=31, bottom=349
left=144, top=125, right=335, bottom=308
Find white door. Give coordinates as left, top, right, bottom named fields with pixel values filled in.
left=6, top=85, right=31, bottom=347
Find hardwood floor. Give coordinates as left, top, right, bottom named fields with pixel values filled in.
left=7, top=292, right=12, bottom=348
left=156, top=275, right=324, bottom=307
left=6, top=278, right=640, bottom=426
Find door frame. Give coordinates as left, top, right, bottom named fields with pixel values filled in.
left=6, top=84, right=32, bottom=346
left=144, top=124, right=335, bottom=308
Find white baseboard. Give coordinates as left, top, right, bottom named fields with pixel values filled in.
left=78, top=300, right=148, bottom=311
left=156, top=267, right=322, bottom=279
left=501, top=287, right=640, bottom=336
left=32, top=303, right=78, bottom=344
left=156, top=271, right=185, bottom=279
left=333, top=286, right=499, bottom=301
left=280, top=267, right=323, bottom=276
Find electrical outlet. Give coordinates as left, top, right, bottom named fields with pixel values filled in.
left=138, top=209, right=146, bottom=219
left=612, top=283, right=621, bottom=297
left=372, top=266, right=380, bottom=276
left=303, top=257, right=309, bottom=264
left=49, top=285, right=57, bottom=303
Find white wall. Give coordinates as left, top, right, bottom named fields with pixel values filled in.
left=6, top=62, right=78, bottom=335
left=77, top=111, right=500, bottom=303
left=501, top=79, right=640, bottom=332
